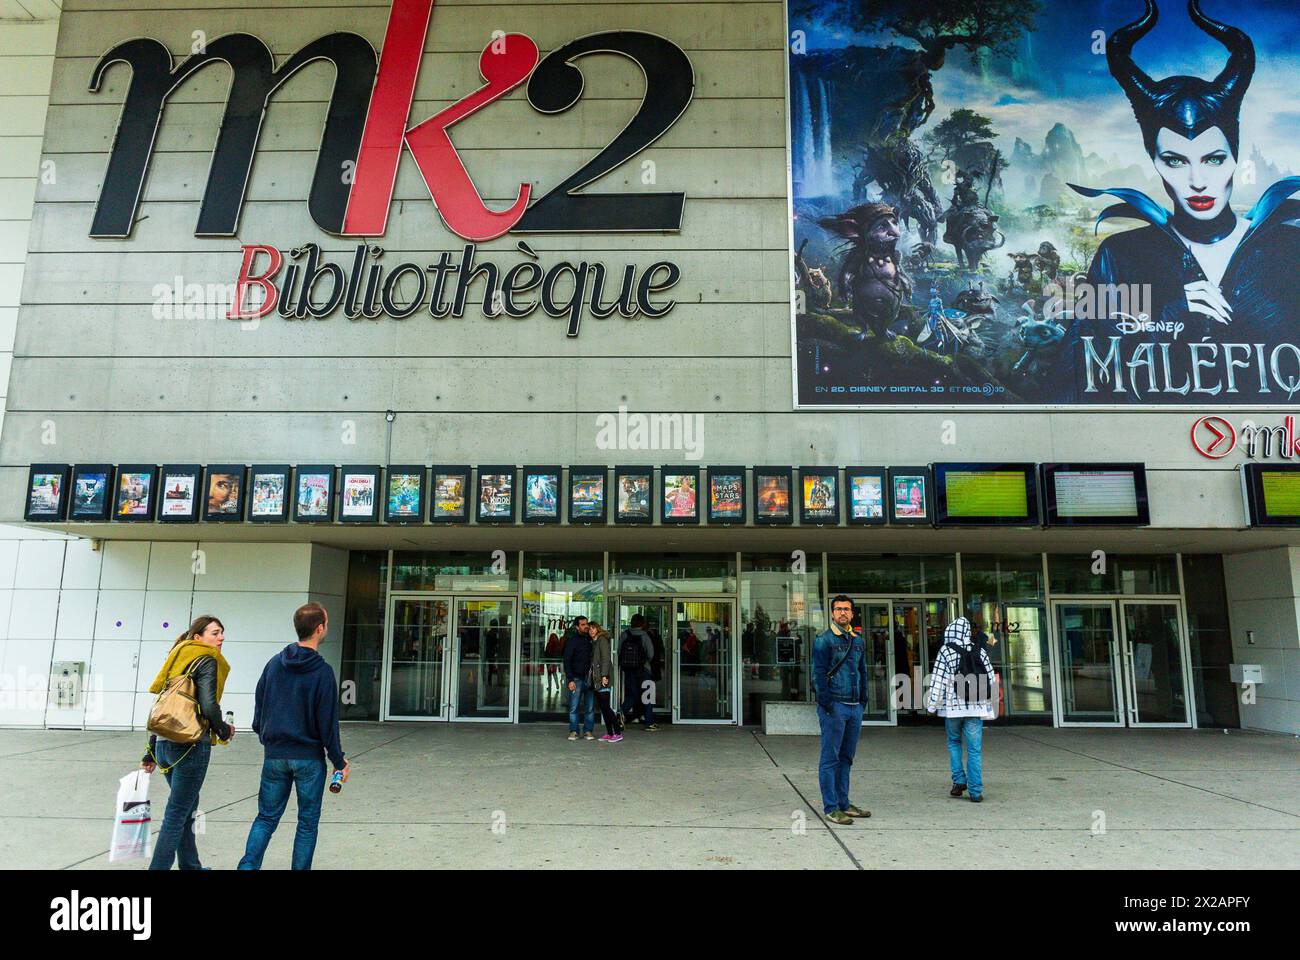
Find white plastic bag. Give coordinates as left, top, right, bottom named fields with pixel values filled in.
left=109, top=769, right=152, bottom=863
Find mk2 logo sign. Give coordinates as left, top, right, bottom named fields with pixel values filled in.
left=89, top=0, right=694, bottom=242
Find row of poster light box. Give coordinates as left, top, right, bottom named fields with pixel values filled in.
left=23, top=462, right=1162, bottom=528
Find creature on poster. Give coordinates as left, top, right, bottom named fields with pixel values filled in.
left=789, top=0, right=1300, bottom=406
left=388, top=473, right=422, bottom=518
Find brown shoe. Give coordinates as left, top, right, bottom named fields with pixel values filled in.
left=825, top=810, right=853, bottom=825
left=842, top=804, right=871, bottom=818
left=950, top=783, right=967, bottom=797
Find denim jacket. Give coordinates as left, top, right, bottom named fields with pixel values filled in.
left=811, top=624, right=868, bottom=706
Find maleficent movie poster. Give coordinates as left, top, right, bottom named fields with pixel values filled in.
left=787, top=0, right=1300, bottom=407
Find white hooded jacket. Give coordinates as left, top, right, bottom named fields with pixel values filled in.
left=925, top=617, right=998, bottom=719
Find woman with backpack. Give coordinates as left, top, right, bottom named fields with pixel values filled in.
left=139, top=615, right=235, bottom=869
left=587, top=622, right=623, bottom=743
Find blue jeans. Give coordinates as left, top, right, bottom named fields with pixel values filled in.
left=237, top=757, right=327, bottom=870
left=945, top=716, right=984, bottom=798
left=568, top=679, right=595, bottom=734
left=620, top=669, right=655, bottom=725
left=149, top=739, right=211, bottom=870
left=817, top=701, right=864, bottom=814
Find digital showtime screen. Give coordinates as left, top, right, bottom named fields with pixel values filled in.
left=1243, top=463, right=1300, bottom=527
left=934, top=464, right=1038, bottom=526
left=1042, top=464, right=1149, bottom=526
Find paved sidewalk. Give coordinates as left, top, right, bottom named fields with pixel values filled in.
left=1, top=724, right=1296, bottom=869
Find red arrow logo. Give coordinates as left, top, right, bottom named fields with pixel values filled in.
left=1191, top=416, right=1236, bottom=458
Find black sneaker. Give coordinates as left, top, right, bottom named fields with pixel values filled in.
left=644, top=723, right=660, bottom=731
left=950, top=783, right=967, bottom=797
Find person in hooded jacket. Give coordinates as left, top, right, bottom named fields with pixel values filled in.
left=140, top=614, right=235, bottom=870
left=925, top=617, right=998, bottom=803
left=238, top=602, right=349, bottom=869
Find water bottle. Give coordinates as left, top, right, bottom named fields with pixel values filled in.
left=329, top=769, right=345, bottom=794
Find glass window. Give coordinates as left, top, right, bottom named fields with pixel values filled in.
left=340, top=550, right=388, bottom=721
left=1181, top=554, right=1239, bottom=728
left=740, top=554, right=824, bottom=719
left=610, top=553, right=736, bottom=593
left=520, top=553, right=605, bottom=722
left=391, top=550, right=517, bottom=593
left=960, top=555, right=1050, bottom=719
left=827, top=554, right=957, bottom=595
left=1049, top=554, right=1178, bottom=595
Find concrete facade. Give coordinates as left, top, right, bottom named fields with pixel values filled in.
left=0, top=1, right=1297, bottom=735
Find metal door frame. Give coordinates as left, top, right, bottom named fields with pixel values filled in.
left=672, top=597, right=739, bottom=725
left=848, top=594, right=957, bottom=725
left=450, top=595, right=518, bottom=723
left=1050, top=599, right=1125, bottom=727
left=608, top=594, right=674, bottom=721
left=381, top=591, right=452, bottom=721
left=849, top=597, right=897, bottom=726
left=1118, top=598, right=1192, bottom=728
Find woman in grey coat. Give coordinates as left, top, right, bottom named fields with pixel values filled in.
left=588, top=623, right=623, bottom=742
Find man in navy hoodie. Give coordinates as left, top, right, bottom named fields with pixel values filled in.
left=238, top=602, right=349, bottom=870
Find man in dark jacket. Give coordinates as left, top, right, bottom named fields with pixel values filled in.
left=561, top=616, right=596, bottom=741
left=811, top=595, right=870, bottom=826
left=618, top=614, right=659, bottom=730
left=238, top=602, right=349, bottom=870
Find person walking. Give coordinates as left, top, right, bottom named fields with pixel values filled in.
left=587, top=623, right=623, bottom=743
left=812, top=595, right=870, bottom=826
left=562, top=615, right=596, bottom=741
left=140, top=615, right=235, bottom=870
left=926, top=617, right=998, bottom=803
left=238, top=602, right=349, bottom=870
left=618, top=614, right=658, bottom=730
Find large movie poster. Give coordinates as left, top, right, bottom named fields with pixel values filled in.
left=788, top=0, right=1300, bottom=407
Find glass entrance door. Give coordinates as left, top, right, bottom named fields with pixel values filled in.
left=1053, top=601, right=1122, bottom=725
left=674, top=599, right=736, bottom=723
left=383, top=594, right=451, bottom=720
left=894, top=599, right=952, bottom=719
left=613, top=599, right=672, bottom=721
left=452, top=598, right=515, bottom=721
left=1119, top=601, right=1190, bottom=726
left=851, top=600, right=893, bottom=722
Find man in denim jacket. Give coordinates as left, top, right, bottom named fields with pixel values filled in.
left=812, top=595, right=871, bottom=825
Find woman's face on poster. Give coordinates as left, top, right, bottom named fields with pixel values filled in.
left=1154, top=126, right=1236, bottom=222
left=208, top=475, right=235, bottom=512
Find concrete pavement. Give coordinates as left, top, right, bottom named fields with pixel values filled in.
left=1, top=724, right=1296, bottom=869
